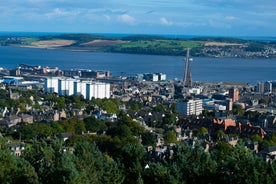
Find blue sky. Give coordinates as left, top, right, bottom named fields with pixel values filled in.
left=0, top=0, right=275, bottom=36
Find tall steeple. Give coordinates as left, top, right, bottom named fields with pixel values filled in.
left=183, top=48, right=193, bottom=87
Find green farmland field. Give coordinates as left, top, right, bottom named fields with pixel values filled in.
left=106, top=39, right=202, bottom=55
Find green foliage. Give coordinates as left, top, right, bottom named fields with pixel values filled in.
left=17, top=123, right=54, bottom=140
left=118, top=142, right=145, bottom=184
left=141, top=131, right=156, bottom=146
left=164, top=130, right=177, bottom=144
left=245, top=42, right=265, bottom=52
left=0, top=141, right=38, bottom=184
left=108, top=39, right=202, bottom=56
left=66, top=94, right=85, bottom=109
left=129, top=101, right=142, bottom=112
left=60, top=118, right=86, bottom=135
left=162, top=113, right=176, bottom=125
left=106, top=124, right=132, bottom=138
left=73, top=141, right=124, bottom=184
left=142, top=163, right=175, bottom=184
left=215, top=130, right=226, bottom=140
left=169, top=143, right=217, bottom=183
left=83, top=116, right=107, bottom=132
left=197, top=127, right=208, bottom=137
left=262, top=132, right=276, bottom=148
left=91, top=98, right=119, bottom=114
left=232, top=104, right=245, bottom=116
left=53, top=97, right=66, bottom=110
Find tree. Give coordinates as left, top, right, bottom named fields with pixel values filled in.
left=54, top=97, right=66, bottom=110
left=197, top=127, right=208, bottom=138
left=17, top=123, right=54, bottom=140
left=216, top=130, right=226, bottom=140
left=0, top=139, right=38, bottom=184
left=168, top=143, right=217, bottom=184
left=164, top=130, right=177, bottom=144
left=84, top=116, right=107, bottom=132
left=118, top=142, right=145, bottom=184
left=142, top=163, right=175, bottom=184
left=141, top=131, right=156, bottom=146
left=162, top=113, right=176, bottom=125
left=73, top=141, right=124, bottom=184
left=23, top=139, right=84, bottom=184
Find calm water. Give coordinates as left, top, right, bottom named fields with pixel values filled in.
left=0, top=46, right=275, bottom=84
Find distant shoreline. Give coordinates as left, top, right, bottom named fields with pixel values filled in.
left=1, top=33, right=276, bottom=58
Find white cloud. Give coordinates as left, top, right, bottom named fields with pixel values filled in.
left=45, top=8, right=70, bottom=18
left=117, top=14, right=137, bottom=24
left=160, top=17, right=173, bottom=26
left=103, top=14, right=111, bottom=21
left=224, top=16, right=238, bottom=20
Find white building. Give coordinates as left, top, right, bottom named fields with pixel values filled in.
left=44, top=77, right=59, bottom=93
left=188, top=87, right=203, bottom=95
left=86, top=82, right=110, bottom=100
left=74, top=81, right=87, bottom=97
left=177, top=99, right=203, bottom=115
left=44, top=77, right=110, bottom=100
left=256, top=82, right=265, bottom=94
left=157, top=73, right=166, bottom=81
left=58, top=78, right=75, bottom=96
left=144, top=73, right=159, bottom=82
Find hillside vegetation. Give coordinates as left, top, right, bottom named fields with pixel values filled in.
left=0, top=33, right=275, bottom=57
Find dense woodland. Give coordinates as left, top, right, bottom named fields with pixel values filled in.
left=1, top=88, right=276, bottom=183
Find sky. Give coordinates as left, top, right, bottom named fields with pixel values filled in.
left=0, top=0, right=276, bottom=37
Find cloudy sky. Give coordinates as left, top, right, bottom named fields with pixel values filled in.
left=0, top=0, right=275, bottom=36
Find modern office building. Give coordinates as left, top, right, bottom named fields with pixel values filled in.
left=177, top=99, right=203, bottom=115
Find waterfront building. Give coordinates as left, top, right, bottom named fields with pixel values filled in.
left=229, top=87, right=239, bottom=102
left=136, top=74, right=144, bottom=82
left=272, top=81, right=276, bottom=94
left=74, top=81, right=87, bottom=96
left=177, top=99, right=203, bottom=115
left=44, top=77, right=59, bottom=93
left=156, top=73, right=166, bottom=81
left=44, top=77, right=110, bottom=100
left=144, top=73, right=159, bottom=82
left=264, top=81, right=272, bottom=93
left=256, top=82, right=265, bottom=94
left=58, top=78, right=75, bottom=96
left=63, top=69, right=110, bottom=79
left=86, top=82, right=110, bottom=100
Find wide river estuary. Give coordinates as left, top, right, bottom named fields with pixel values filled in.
left=0, top=46, right=275, bottom=84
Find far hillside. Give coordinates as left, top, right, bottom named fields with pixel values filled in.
left=0, top=33, right=275, bottom=58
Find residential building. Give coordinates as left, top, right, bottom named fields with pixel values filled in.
left=229, top=87, right=239, bottom=102
left=177, top=99, right=203, bottom=115
left=44, top=77, right=110, bottom=100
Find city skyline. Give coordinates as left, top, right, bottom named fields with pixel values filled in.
left=0, top=0, right=275, bottom=37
